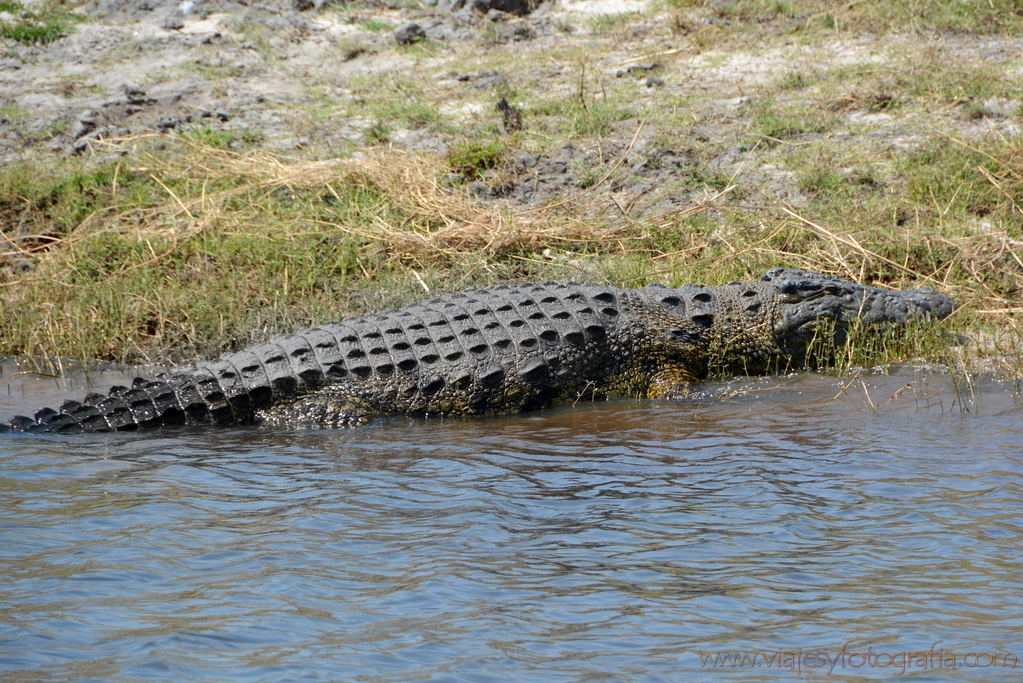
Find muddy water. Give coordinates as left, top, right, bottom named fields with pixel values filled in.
left=1, top=362, right=1022, bottom=682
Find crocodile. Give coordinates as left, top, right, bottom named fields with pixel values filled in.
left=2, top=268, right=954, bottom=434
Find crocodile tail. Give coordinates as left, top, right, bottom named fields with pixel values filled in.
left=2, top=327, right=341, bottom=434
left=3, top=376, right=192, bottom=434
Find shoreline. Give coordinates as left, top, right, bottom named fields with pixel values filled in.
left=1, top=1, right=1021, bottom=374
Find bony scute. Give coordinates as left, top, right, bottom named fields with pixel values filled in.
left=2, top=270, right=955, bottom=433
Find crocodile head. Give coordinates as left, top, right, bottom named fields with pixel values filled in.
left=762, top=268, right=956, bottom=356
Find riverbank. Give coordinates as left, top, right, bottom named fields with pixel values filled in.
left=2, top=0, right=1022, bottom=374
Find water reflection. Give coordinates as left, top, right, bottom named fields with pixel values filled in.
left=1, top=365, right=1021, bottom=681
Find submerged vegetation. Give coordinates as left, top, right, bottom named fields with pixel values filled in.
left=1, top=0, right=1021, bottom=379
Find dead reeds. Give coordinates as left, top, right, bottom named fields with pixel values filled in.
left=1, top=130, right=1020, bottom=371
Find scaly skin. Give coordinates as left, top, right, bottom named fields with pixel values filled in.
left=1, top=269, right=955, bottom=433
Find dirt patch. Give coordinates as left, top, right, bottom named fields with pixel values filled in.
left=3, top=1, right=1023, bottom=232
left=4, top=0, right=1023, bottom=366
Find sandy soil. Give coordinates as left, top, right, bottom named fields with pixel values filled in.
left=3, top=0, right=1023, bottom=215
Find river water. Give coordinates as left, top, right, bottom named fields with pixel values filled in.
left=1, top=361, right=1021, bottom=682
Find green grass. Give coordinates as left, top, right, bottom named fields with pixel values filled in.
left=588, top=12, right=642, bottom=35
left=902, top=134, right=1023, bottom=224
left=667, top=0, right=1023, bottom=35
left=0, top=0, right=81, bottom=45
left=531, top=87, right=638, bottom=137
left=177, top=125, right=267, bottom=151
left=744, top=97, right=838, bottom=142
left=447, top=137, right=505, bottom=180
left=348, top=74, right=445, bottom=131
left=0, top=143, right=423, bottom=363
left=1, top=132, right=1019, bottom=375
left=3, top=0, right=1023, bottom=380
left=361, top=19, right=393, bottom=32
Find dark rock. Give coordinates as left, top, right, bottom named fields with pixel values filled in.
left=496, top=98, right=523, bottom=132
left=510, top=150, right=539, bottom=170
left=477, top=0, right=535, bottom=16
left=616, top=63, right=662, bottom=78
left=394, top=22, right=426, bottom=45
left=161, top=9, right=185, bottom=30
left=66, top=132, right=100, bottom=157
left=153, top=117, right=183, bottom=132
left=488, top=23, right=535, bottom=42
left=422, top=20, right=459, bottom=41
left=121, top=85, right=149, bottom=105
left=486, top=9, right=514, bottom=21
left=69, top=109, right=99, bottom=141
left=438, top=0, right=536, bottom=16
left=437, top=0, right=468, bottom=13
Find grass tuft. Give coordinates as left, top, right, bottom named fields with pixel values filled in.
left=0, top=0, right=80, bottom=45
left=3, top=0, right=1023, bottom=384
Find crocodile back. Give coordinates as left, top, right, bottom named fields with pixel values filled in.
left=293, top=281, right=631, bottom=416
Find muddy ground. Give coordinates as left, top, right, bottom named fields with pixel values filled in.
left=2, top=0, right=1023, bottom=216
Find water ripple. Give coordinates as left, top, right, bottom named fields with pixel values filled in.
left=1, top=369, right=1021, bottom=681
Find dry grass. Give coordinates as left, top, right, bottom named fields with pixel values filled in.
left=2, top=130, right=1021, bottom=369
left=323, top=153, right=626, bottom=263
left=5, top=0, right=1023, bottom=377
left=112, top=139, right=627, bottom=263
